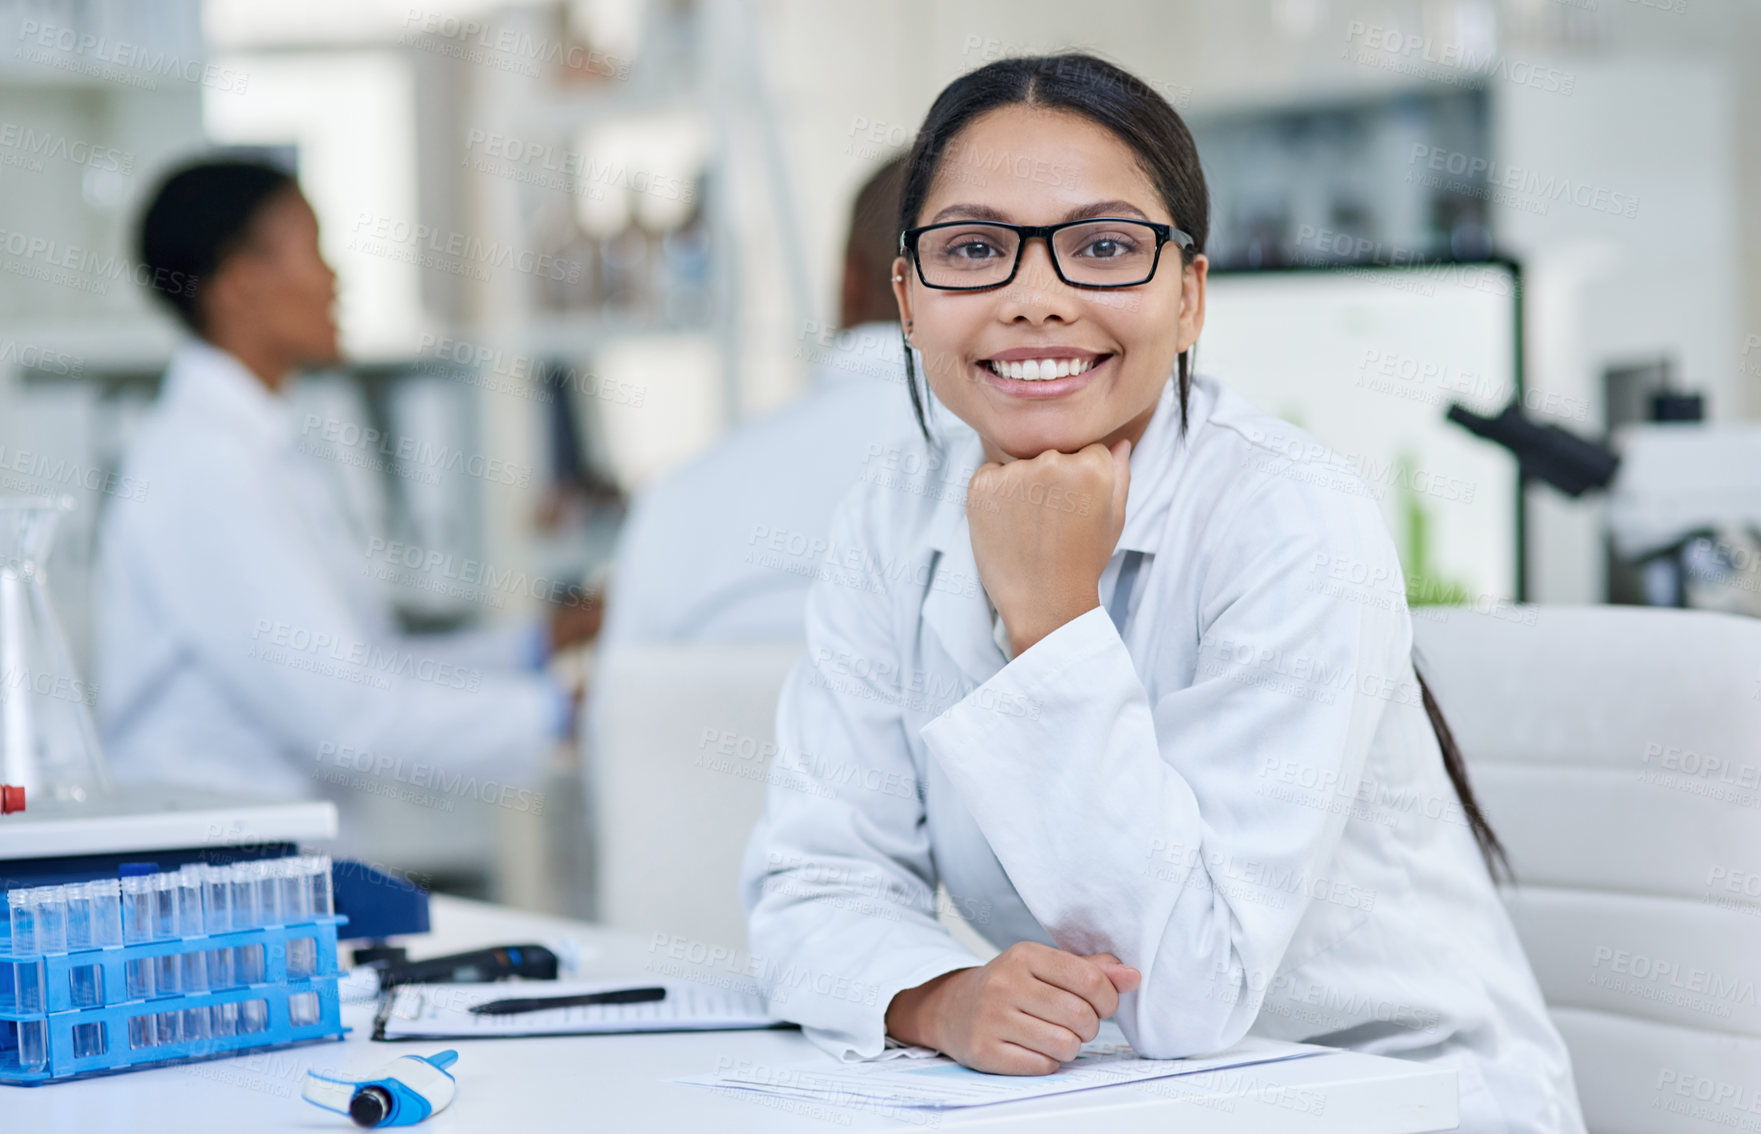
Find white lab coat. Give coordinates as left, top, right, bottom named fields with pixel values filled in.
left=742, top=373, right=1586, bottom=1134
left=599, top=321, right=921, bottom=645
left=96, top=341, right=559, bottom=802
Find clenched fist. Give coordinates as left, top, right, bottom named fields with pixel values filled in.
left=966, top=439, right=1132, bottom=657
left=884, top=942, right=1142, bottom=1075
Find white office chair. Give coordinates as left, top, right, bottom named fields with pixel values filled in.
left=590, top=640, right=1001, bottom=965
left=1413, top=605, right=1761, bottom=1134
left=589, top=642, right=805, bottom=952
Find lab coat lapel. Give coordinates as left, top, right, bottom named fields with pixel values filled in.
left=919, top=500, right=1007, bottom=696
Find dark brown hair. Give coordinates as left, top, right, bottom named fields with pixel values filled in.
left=895, top=53, right=1509, bottom=880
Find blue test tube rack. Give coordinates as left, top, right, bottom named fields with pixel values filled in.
left=0, top=858, right=347, bottom=1085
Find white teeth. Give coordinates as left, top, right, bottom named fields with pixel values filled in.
left=987, top=357, right=1097, bottom=381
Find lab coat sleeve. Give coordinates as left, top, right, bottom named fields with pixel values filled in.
left=918, top=470, right=1409, bottom=1059
left=741, top=489, right=984, bottom=1060
left=130, top=448, right=557, bottom=779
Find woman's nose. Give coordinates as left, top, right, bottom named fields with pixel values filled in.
left=998, top=238, right=1078, bottom=323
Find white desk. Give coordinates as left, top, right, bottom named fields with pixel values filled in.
left=8, top=897, right=1460, bottom=1133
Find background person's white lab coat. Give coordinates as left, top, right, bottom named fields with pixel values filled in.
left=597, top=321, right=919, bottom=645
left=97, top=341, right=562, bottom=801
left=742, top=374, right=1586, bottom=1134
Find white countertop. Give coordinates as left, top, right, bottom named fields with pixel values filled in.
left=5, top=896, right=1460, bottom=1133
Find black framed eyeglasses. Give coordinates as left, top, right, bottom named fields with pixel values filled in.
left=900, top=217, right=1193, bottom=291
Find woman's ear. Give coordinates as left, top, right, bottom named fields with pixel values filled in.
left=890, top=254, right=914, bottom=335
left=1176, top=253, right=1209, bottom=354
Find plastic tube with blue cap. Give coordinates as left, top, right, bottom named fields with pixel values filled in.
left=303, top=1051, right=460, bottom=1127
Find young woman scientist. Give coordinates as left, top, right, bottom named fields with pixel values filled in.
left=741, top=54, right=1585, bottom=1134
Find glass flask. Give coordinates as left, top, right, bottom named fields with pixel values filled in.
left=0, top=496, right=112, bottom=805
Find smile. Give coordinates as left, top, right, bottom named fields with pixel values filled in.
left=982, top=357, right=1100, bottom=381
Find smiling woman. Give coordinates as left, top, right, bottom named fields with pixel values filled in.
left=742, top=52, right=1586, bottom=1134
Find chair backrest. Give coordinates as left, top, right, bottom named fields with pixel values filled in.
left=588, top=641, right=804, bottom=953
left=1413, top=605, right=1761, bottom=1134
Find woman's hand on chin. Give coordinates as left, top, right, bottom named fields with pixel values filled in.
left=966, top=438, right=1132, bottom=657
left=883, top=942, right=1141, bottom=1075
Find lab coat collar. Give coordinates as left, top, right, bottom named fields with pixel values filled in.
left=917, top=374, right=1192, bottom=684
left=160, top=339, right=296, bottom=451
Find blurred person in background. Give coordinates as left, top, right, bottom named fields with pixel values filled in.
left=97, top=160, right=600, bottom=803
left=594, top=156, right=919, bottom=645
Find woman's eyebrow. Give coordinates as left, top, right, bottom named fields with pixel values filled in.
left=924, top=200, right=1155, bottom=225
left=1060, top=200, right=1151, bottom=222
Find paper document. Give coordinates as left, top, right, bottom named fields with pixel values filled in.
left=374, top=979, right=783, bottom=1041
left=677, top=1035, right=1327, bottom=1110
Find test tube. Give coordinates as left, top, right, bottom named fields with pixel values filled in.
left=127, top=1011, right=153, bottom=1051
left=276, top=859, right=316, bottom=979
left=176, top=866, right=209, bottom=1042
left=233, top=863, right=268, bottom=984
left=7, top=888, right=43, bottom=1015
left=33, top=886, right=68, bottom=955
left=119, top=876, right=155, bottom=1000
left=120, top=876, right=153, bottom=943
left=71, top=1020, right=106, bottom=1059
left=65, top=883, right=93, bottom=951
left=150, top=873, right=181, bottom=998
left=228, top=861, right=259, bottom=931
left=76, top=880, right=120, bottom=1009
left=154, top=1006, right=182, bottom=1048
left=175, top=866, right=206, bottom=938
left=86, top=880, right=122, bottom=947
left=254, top=860, right=284, bottom=928
left=277, top=858, right=310, bottom=924
left=17, top=1019, right=47, bottom=1070
left=203, top=865, right=239, bottom=1038
left=201, top=865, right=234, bottom=989
left=34, top=886, right=71, bottom=1014
left=150, top=872, right=179, bottom=940
left=304, top=855, right=334, bottom=917
left=8, top=887, right=36, bottom=955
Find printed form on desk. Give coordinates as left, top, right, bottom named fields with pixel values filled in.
left=676, top=1024, right=1330, bottom=1110
left=375, top=980, right=782, bottom=1041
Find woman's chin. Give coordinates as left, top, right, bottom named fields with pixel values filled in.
left=986, top=428, right=1099, bottom=461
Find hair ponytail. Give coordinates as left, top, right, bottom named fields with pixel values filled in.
left=1417, top=668, right=1511, bottom=881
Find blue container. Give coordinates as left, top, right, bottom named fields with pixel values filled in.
left=0, top=883, right=346, bottom=1084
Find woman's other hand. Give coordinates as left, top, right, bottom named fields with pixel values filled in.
left=884, top=942, right=1141, bottom=1074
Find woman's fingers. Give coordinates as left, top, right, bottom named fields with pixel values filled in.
left=988, top=1041, right=1063, bottom=1076
left=1026, top=947, right=1122, bottom=1020
left=1017, top=981, right=1102, bottom=1043
left=1002, top=1007, right=1086, bottom=1066
left=1106, top=438, right=1132, bottom=526
left=1080, top=952, right=1143, bottom=995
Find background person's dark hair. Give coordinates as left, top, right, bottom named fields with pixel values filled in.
left=895, top=52, right=1208, bottom=442
left=136, top=159, right=297, bottom=334
left=893, top=52, right=1509, bottom=881
left=844, top=155, right=908, bottom=327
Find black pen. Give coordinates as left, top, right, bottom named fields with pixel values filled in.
left=468, top=986, right=668, bottom=1016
